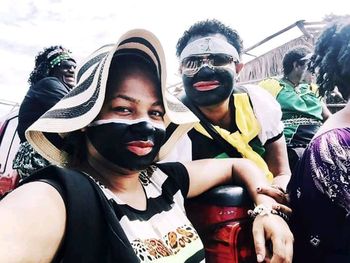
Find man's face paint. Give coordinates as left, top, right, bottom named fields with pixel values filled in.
left=86, top=118, right=165, bottom=171
left=180, top=37, right=239, bottom=106
left=182, top=56, right=236, bottom=106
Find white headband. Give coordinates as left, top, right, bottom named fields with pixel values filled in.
left=180, top=36, right=240, bottom=62
left=88, top=118, right=165, bottom=130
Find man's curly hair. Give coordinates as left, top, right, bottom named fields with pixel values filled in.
left=309, top=19, right=350, bottom=99
left=28, top=45, right=67, bottom=86
left=176, top=19, right=243, bottom=58
left=282, top=46, right=311, bottom=75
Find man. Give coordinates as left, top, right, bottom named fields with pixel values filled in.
left=259, top=46, right=332, bottom=170
left=170, top=19, right=291, bottom=188
left=163, top=19, right=292, bottom=262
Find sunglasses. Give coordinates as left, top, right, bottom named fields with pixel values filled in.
left=59, top=60, right=77, bottom=71
left=180, top=53, right=237, bottom=76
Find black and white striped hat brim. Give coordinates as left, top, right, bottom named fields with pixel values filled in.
left=26, top=29, right=198, bottom=165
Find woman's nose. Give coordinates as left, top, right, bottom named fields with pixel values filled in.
left=129, top=121, right=156, bottom=136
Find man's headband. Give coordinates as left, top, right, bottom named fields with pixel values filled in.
left=180, top=36, right=240, bottom=62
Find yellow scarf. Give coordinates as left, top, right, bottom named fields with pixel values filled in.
left=194, top=93, right=273, bottom=181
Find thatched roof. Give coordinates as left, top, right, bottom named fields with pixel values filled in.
left=238, top=20, right=326, bottom=84
left=238, top=36, right=314, bottom=84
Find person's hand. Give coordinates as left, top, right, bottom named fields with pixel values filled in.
left=257, top=185, right=290, bottom=206
left=252, top=211, right=294, bottom=263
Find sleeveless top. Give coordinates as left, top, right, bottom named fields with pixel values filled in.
left=19, top=163, right=205, bottom=262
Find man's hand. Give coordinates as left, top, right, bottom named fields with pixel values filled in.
left=257, top=186, right=292, bottom=216
left=252, top=212, right=294, bottom=263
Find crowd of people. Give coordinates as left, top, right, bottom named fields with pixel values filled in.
left=0, top=17, right=348, bottom=263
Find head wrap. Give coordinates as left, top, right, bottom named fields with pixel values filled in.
left=47, top=47, right=75, bottom=68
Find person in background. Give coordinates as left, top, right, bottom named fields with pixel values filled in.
left=259, top=46, right=332, bottom=170
left=0, top=29, right=293, bottom=263
left=13, top=45, right=76, bottom=179
left=288, top=19, right=350, bottom=263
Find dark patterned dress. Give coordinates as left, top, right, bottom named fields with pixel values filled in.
left=288, top=128, right=350, bottom=263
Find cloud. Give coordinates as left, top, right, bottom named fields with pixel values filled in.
left=0, top=0, right=348, bottom=109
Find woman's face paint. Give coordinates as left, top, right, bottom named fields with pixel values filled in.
left=87, top=68, right=165, bottom=171
left=51, top=59, right=76, bottom=89
left=182, top=63, right=236, bottom=106
left=87, top=119, right=165, bottom=170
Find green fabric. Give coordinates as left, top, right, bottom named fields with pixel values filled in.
left=277, top=80, right=323, bottom=142
left=215, top=152, right=230, bottom=159
left=277, top=80, right=323, bottom=121
left=249, top=137, right=266, bottom=157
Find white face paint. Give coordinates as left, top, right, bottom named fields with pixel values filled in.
left=88, top=118, right=165, bottom=131
left=179, top=36, right=240, bottom=63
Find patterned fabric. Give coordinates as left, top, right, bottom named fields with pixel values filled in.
left=12, top=141, right=50, bottom=179
left=289, top=128, right=350, bottom=262
left=94, top=163, right=205, bottom=262
left=308, top=128, right=350, bottom=214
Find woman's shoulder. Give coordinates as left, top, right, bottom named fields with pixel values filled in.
left=0, top=180, right=66, bottom=262
left=32, top=77, right=63, bottom=89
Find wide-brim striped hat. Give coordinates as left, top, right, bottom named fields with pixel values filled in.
left=26, top=29, right=198, bottom=165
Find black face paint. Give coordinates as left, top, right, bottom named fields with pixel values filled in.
left=86, top=120, right=165, bottom=171
left=182, top=66, right=235, bottom=106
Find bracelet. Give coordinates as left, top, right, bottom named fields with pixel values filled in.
left=248, top=204, right=289, bottom=222
left=271, top=209, right=289, bottom=221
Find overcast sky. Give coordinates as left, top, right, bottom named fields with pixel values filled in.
left=0, top=0, right=349, bottom=115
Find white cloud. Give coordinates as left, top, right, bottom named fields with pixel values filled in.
left=0, top=0, right=349, bottom=112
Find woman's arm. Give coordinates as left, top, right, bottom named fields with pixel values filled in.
left=0, top=182, right=66, bottom=263
left=321, top=101, right=332, bottom=121
left=184, top=158, right=293, bottom=263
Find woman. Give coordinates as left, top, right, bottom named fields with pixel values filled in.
left=288, top=20, right=350, bottom=263
left=13, top=46, right=76, bottom=179
left=0, top=29, right=292, bottom=262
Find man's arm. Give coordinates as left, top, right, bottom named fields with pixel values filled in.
left=264, top=135, right=291, bottom=190
left=183, top=158, right=293, bottom=263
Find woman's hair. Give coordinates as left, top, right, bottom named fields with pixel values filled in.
left=63, top=53, right=160, bottom=167
left=309, top=19, right=350, bottom=99
left=282, top=46, right=311, bottom=75
left=176, top=19, right=243, bottom=57
left=28, top=45, right=72, bottom=86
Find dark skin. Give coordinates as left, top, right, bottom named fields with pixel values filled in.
left=51, top=59, right=76, bottom=89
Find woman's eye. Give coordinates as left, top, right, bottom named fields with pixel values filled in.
left=150, top=110, right=164, bottom=118
left=112, top=107, right=131, bottom=114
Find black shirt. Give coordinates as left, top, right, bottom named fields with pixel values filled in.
left=17, top=77, right=71, bottom=142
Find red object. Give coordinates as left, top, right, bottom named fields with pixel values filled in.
left=186, top=187, right=257, bottom=263
left=0, top=170, right=19, bottom=196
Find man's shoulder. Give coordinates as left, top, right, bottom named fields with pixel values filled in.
left=234, top=84, right=280, bottom=104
